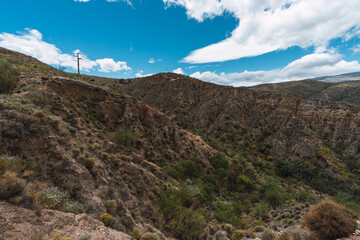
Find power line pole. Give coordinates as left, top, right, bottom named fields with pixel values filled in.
left=74, top=52, right=82, bottom=80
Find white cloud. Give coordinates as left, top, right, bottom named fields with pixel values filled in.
left=96, top=58, right=131, bottom=72
left=135, top=70, right=153, bottom=78
left=0, top=29, right=131, bottom=73
left=353, top=44, right=360, bottom=54
left=173, top=67, right=184, bottom=75
left=164, top=0, right=360, bottom=63
left=148, top=58, right=162, bottom=64
left=190, top=51, right=360, bottom=86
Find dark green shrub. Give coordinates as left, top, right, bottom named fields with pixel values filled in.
left=165, top=156, right=203, bottom=180
left=0, top=59, right=20, bottom=94
left=259, top=178, right=286, bottom=208
left=302, top=200, right=357, bottom=240
left=109, top=128, right=139, bottom=149
left=209, top=152, right=229, bottom=171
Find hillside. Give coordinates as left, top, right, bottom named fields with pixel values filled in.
left=120, top=73, right=360, bottom=202
left=251, top=79, right=360, bottom=106
left=1, top=48, right=360, bottom=239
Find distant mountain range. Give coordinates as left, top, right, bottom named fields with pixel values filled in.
left=312, top=71, right=360, bottom=83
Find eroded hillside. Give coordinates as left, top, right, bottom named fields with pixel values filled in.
left=1, top=48, right=360, bottom=240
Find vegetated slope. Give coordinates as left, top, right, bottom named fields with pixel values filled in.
left=120, top=73, right=360, bottom=197
left=0, top=68, right=215, bottom=238
left=252, top=79, right=360, bottom=106
left=1, top=47, right=360, bottom=239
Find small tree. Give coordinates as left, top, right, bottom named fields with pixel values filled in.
left=302, top=200, right=357, bottom=240
left=0, top=59, right=20, bottom=94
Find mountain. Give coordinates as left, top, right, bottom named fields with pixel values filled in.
left=1, top=47, right=359, bottom=239
left=251, top=79, right=360, bottom=106
left=313, top=71, right=360, bottom=83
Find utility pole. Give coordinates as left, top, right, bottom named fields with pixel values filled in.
left=74, top=52, right=82, bottom=80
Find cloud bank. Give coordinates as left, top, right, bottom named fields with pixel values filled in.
left=190, top=50, right=360, bottom=86
left=0, top=29, right=131, bottom=73
left=164, top=0, right=360, bottom=64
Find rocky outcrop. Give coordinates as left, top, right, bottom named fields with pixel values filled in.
left=0, top=201, right=131, bottom=240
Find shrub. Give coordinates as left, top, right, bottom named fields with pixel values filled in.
left=100, top=213, right=112, bottom=226
left=105, top=199, right=117, bottom=213
left=165, top=155, right=203, bottom=180
left=254, top=226, right=264, bottom=232
left=259, top=178, right=286, bottom=208
left=140, top=233, right=159, bottom=240
left=37, top=187, right=69, bottom=210
left=51, top=234, right=71, bottom=240
left=232, top=229, right=245, bottom=240
left=209, top=152, right=229, bottom=171
left=109, top=128, right=139, bottom=149
left=302, top=200, right=357, bottom=240
left=78, top=235, right=91, bottom=240
left=166, top=207, right=206, bottom=240
left=85, top=158, right=95, bottom=169
left=0, top=59, right=20, bottom=94
left=0, top=171, right=25, bottom=199
left=260, top=230, right=275, bottom=240
left=278, top=232, right=290, bottom=240
left=131, top=229, right=141, bottom=240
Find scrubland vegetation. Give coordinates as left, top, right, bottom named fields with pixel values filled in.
left=0, top=48, right=359, bottom=240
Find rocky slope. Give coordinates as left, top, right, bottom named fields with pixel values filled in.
left=0, top=201, right=131, bottom=240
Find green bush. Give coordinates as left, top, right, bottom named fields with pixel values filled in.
left=259, top=178, right=286, bottom=208
left=209, top=152, right=229, bottom=171
left=109, top=128, right=139, bottom=149
left=0, top=59, right=20, bottom=94
left=37, top=187, right=69, bottom=210
left=131, top=229, right=141, bottom=240
left=302, top=200, right=357, bottom=240
left=140, top=233, right=159, bottom=240
left=165, top=155, right=203, bottom=180
left=166, top=207, right=206, bottom=240
left=278, top=232, right=290, bottom=240
left=260, top=230, right=276, bottom=240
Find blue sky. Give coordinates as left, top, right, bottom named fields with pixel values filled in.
left=1, top=0, right=360, bottom=86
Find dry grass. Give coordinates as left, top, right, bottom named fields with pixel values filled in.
left=302, top=200, right=358, bottom=240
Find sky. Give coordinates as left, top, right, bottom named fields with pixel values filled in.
left=1, top=0, right=360, bottom=86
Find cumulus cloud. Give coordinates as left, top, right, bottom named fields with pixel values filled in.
left=96, top=58, right=131, bottom=72
left=135, top=70, right=153, bottom=78
left=0, top=29, right=131, bottom=73
left=173, top=67, right=184, bottom=75
left=190, top=51, right=360, bottom=86
left=164, top=0, right=360, bottom=63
